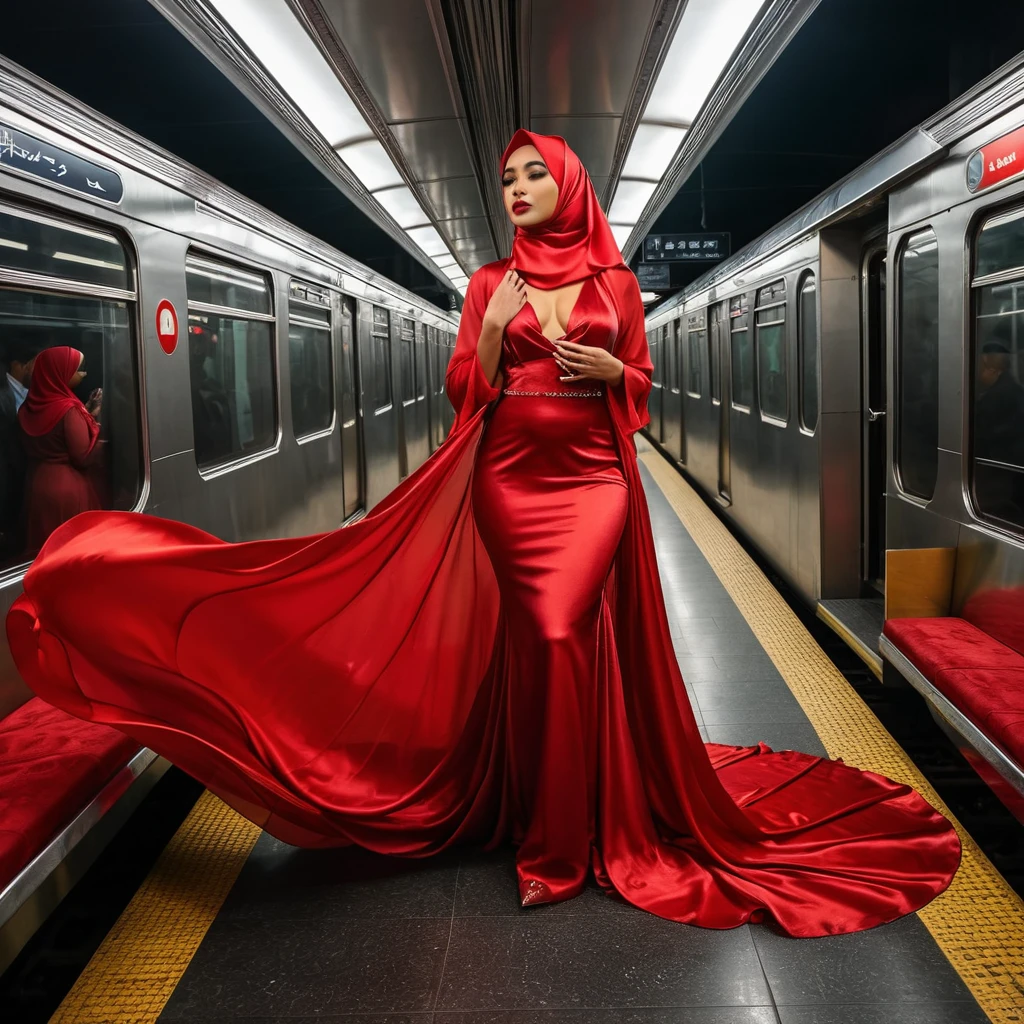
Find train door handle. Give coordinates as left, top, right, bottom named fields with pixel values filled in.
left=866, top=408, right=886, bottom=423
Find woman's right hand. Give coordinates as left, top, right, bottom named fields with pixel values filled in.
left=86, top=388, right=103, bottom=419
left=482, top=268, right=527, bottom=330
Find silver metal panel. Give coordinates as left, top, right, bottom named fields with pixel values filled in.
left=420, top=177, right=488, bottom=222
left=315, top=0, right=457, bottom=122
left=529, top=0, right=659, bottom=116
left=529, top=116, right=622, bottom=180
left=390, top=119, right=475, bottom=182
left=442, top=216, right=492, bottom=242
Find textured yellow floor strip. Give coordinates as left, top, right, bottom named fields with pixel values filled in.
left=49, top=791, right=260, bottom=1024
left=642, top=451, right=1024, bottom=1023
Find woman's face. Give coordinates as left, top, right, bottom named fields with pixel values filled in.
left=69, top=354, right=86, bottom=389
left=502, top=145, right=559, bottom=228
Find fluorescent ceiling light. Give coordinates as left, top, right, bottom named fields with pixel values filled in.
left=0, top=238, right=28, bottom=251
left=406, top=225, right=450, bottom=258
left=432, top=254, right=460, bottom=270
left=336, top=138, right=404, bottom=192
left=644, top=0, right=764, bottom=125
left=206, top=0, right=368, bottom=147
left=608, top=181, right=657, bottom=225
left=621, top=125, right=688, bottom=183
left=373, top=185, right=429, bottom=229
left=611, top=224, right=635, bottom=249
left=640, top=292, right=660, bottom=302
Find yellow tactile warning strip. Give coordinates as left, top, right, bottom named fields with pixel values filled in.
left=48, top=791, right=260, bottom=1024
left=641, top=449, right=1024, bottom=1024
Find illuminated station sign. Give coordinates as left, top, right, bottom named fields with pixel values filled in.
left=643, top=232, right=730, bottom=263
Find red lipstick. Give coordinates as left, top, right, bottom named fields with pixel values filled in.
left=512, top=201, right=531, bottom=214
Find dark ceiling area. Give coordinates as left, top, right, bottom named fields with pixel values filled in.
left=644, top=0, right=1024, bottom=290
left=3, top=1, right=1024, bottom=305
left=1, top=1, right=457, bottom=308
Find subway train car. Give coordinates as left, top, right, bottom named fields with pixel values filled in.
left=645, top=53, right=1024, bottom=823
left=0, top=57, right=458, bottom=971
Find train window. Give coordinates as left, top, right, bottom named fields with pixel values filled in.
left=0, top=203, right=141, bottom=568
left=798, top=272, right=819, bottom=432
left=755, top=280, right=787, bottom=424
left=970, top=206, right=1024, bottom=531
left=371, top=306, right=393, bottom=410
left=288, top=282, right=333, bottom=440
left=709, top=304, right=723, bottom=404
left=729, top=295, right=752, bottom=410
left=0, top=205, right=132, bottom=292
left=415, top=325, right=427, bottom=401
left=895, top=229, right=939, bottom=500
left=400, top=317, right=416, bottom=405
left=185, top=253, right=276, bottom=469
left=686, top=312, right=705, bottom=397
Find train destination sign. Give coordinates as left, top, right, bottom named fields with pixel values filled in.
left=967, top=122, right=1024, bottom=193
left=0, top=122, right=124, bottom=204
left=636, top=263, right=670, bottom=290
left=643, top=232, right=730, bottom=263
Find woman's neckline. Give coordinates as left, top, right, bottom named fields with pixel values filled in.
left=521, top=274, right=592, bottom=343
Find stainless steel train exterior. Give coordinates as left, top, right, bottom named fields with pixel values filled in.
left=0, top=56, right=460, bottom=716
left=645, top=53, right=1024, bottom=612
left=644, top=53, right=1024, bottom=812
left=0, top=57, right=457, bottom=969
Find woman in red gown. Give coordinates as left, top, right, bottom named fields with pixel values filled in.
left=18, top=347, right=106, bottom=557
left=7, top=131, right=959, bottom=937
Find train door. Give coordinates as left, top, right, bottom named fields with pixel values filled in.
left=404, top=321, right=430, bottom=471
left=710, top=301, right=731, bottom=501
left=338, top=296, right=364, bottom=519
left=662, top=319, right=682, bottom=460
left=648, top=328, right=664, bottom=441
left=861, top=246, right=887, bottom=589
left=362, top=304, right=399, bottom=506
left=396, top=316, right=415, bottom=479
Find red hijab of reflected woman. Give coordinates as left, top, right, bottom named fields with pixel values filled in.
left=18, top=346, right=98, bottom=443
left=501, top=129, right=626, bottom=289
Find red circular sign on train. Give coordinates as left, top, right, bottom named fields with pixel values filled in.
left=156, top=299, right=179, bottom=354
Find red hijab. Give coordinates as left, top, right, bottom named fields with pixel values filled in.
left=18, top=346, right=98, bottom=441
left=501, top=129, right=626, bottom=288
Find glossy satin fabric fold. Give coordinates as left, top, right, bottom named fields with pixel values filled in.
left=7, top=259, right=960, bottom=936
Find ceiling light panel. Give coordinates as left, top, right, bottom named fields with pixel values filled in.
left=620, top=124, right=688, bottom=182
left=608, top=181, right=657, bottom=225
left=206, top=0, right=369, bottom=148
left=373, top=185, right=430, bottom=229
left=406, top=225, right=451, bottom=258
left=336, top=138, right=405, bottom=192
left=611, top=224, right=635, bottom=249
left=643, top=0, right=764, bottom=125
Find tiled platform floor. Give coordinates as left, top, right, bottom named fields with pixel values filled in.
left=157, top=463, right=986, bottom=1024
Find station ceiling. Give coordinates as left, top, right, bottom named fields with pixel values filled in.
left=147, top=0, right=820, bottom=294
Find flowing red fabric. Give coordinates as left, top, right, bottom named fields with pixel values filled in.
left=5, top=137, right=960, bottom=937
left=18, top=347, right=96, bottom=442
left=502, top=129, right=626, bottom=288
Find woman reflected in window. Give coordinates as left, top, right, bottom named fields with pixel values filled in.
left=18, top=346, right=106, bottom=556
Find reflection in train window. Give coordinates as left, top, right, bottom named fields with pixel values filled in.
left=186, top=253, right=276, bottom=469
left=755, top=280, right=787, bottom=424
left=0, top=205, right=140, bottom=567
left=729, top=295, right=752, bottom=411
left=798, top=272, right=819, bottom=432
left=289, top=283, right=333, bottom=440
left=686, top=314, right=704, bottom=397
left=896, top=229, right=939, bottom=500
left=971, top=206, right=1024, bottom=531
left=400, top=317, right=416, bottom=405
left=371, top=306, right=393, bottom=411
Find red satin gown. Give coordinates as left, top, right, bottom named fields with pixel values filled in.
left=7, top=261, right=960, bottom=937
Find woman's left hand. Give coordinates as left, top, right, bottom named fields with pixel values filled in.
left=553, top=340, right=624, bottom=385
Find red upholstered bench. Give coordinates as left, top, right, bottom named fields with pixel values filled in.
left=881, top=586, right=1024, bottom=822
left=0, top=697, right=164, bottom=973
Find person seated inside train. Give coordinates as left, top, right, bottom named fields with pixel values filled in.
left=18, top=346, right=107, bottom=558
left=187, top=325, right=234, bottom=463
left=975, top=334, right=1024, bottom=520
left=0, top=332, right=40, bottom=560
